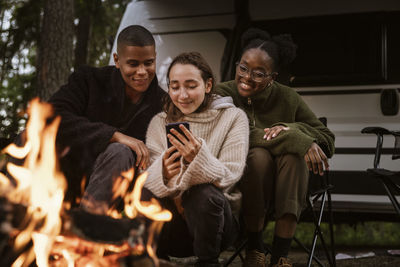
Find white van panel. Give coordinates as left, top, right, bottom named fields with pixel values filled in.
left=143, top=15, right=235, bottom=33
left=118, top=0, right=234, bottom=34
left=334, top=135, right=395, bottom=149
left=133, top=0, right=234, bottom=18
left=299, top=88, right=400, bottom=171
left=154, top=32, right=227, bottom=89
left=329, top=194, right=400, bottom=214
left=301, top=93, right=400, bottom=131
left=330, top=154, right=398, bottom=171
left=110, top=0, right=234, bottom=88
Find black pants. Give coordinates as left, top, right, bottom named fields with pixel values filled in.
left=81, top=143, right=137, bottom=211
left=145, top=184, right=238, bottom=261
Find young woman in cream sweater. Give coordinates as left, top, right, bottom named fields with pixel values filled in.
left=144, top=52, right=249, bottom=267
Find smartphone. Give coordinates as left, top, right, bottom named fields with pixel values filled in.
left=165, top=122, right=190, bottom=148
left=165, top=122, right=190, bottom=162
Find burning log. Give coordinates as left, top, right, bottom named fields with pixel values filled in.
left=66, top=208, right=145, bottom=244
left=0, top=99, right=172, bottom=267
left=0, top=199, right=155, bottom=266
left=0, top=196, right=28, bottom=232
left=0, top=175, right=169, bottom=267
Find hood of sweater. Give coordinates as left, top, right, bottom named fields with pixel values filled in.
left=158, top=94, right=236, bottom=123
left=210, top=95, right=235, bottom=109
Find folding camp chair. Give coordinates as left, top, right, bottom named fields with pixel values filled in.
left=361, top=127, right=400, bottom=216
left=224, top=118, right=336, bottom=267
left=293, top=162, right=336, bottom=267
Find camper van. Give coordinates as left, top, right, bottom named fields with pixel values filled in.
left=110, top=0, right=400, bottom=221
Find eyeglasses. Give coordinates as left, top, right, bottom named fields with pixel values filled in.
left=236, top=62, right=276, bottom=82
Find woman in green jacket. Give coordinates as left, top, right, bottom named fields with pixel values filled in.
left=215, top=28, right=335, bottom=267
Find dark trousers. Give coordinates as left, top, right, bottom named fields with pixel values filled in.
left=240, top=147, right=309, bottom=232
left=144, top=184, right=238, bottom=261
left=81, top=143, right=136, bottom=211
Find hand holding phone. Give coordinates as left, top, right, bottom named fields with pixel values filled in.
left=165, top=122, right=201, bottom=164
left=162, top=145, right=182, bottom=180
left=166, top=122, right=190, bottom=163
left=165, top=122, right=190, bottom=148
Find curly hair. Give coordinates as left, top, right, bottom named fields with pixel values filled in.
left=163, top=52, right=215, bottom=122
left=241, top=28, right=297, bottom=71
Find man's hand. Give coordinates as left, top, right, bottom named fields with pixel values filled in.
left=168, top=124, right=201, bottom=164
left=304, top=142, right=329, bottom=176
left=263, top=125, right=290, bottom=140
left=111, top=132, right=149, bottom=170
left=162, top=146, right=181, bottom=181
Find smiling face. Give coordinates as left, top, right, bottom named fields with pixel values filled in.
left=235, top=48, right=275, bottom=98
left=113, top=45, right=156, bottom=102
left=168, top=63, right=212, bottom=115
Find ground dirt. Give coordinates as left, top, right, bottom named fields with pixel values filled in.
left=159, top=247, right=400, bottom=266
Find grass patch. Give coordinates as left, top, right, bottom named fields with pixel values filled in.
left=262, top=221, right=400, bottom=247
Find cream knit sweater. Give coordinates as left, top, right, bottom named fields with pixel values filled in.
left=144, top=96, right=249, bottom=204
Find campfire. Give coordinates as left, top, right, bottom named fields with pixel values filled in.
left=0, top=98, right=172, bottom=267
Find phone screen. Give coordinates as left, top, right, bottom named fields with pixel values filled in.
left=165, top=122, right=190, bottom=148
left=165, top=122, right=190, bottom=162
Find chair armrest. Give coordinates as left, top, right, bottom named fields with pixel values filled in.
left=361, top=127, right=392, bottom=135
left=361, top=127, right=400, bottom=137
left=361, top=126, right=400, bottom=168
left=361, top=127, right=388, bottom=168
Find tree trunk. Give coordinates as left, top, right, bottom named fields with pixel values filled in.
left=0, top=7, right=9, bottom=87
left=74, top=0, right=98, bottom=70
left=74, top=12, right=91, bottom=70
left=37, top=0, right=74, bottom=101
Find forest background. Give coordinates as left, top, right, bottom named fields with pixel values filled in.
left=0, top=0, right=129, bottom=144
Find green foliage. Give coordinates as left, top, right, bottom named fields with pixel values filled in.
left=0, top=72, right=36, bottom=138
left=262, top=222, right=400, bottom=247
left=1, top=0, right=40, bottom=138
left=333, top=222, right=400, bottom=247
left=81, top=0, right=130, bottom=66
left=0, top=0, right=41, bottom=74
left=0, top=0, right=129, bottom=139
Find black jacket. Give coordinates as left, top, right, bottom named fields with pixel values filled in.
left=49, top=65, right=166, bottom=198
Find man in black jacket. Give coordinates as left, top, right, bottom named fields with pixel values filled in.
left=49, top=25, right=166, bottom=211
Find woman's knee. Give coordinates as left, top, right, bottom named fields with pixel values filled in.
left=241, top=147, right=275, bottom=187
left=247, top=147, right=274, bottom=169
left=275, top=154, right=309, bottom=219
left=278, top=153, right=307, bottom=171
left=182, top=184, right=226, bottom=216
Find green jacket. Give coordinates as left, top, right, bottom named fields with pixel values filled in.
left=215, top=80, right=335, bottom=157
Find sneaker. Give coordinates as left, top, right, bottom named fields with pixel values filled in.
left=244, top=249, right=266, bottom=267
left=271, top=257, right=292, bottom=267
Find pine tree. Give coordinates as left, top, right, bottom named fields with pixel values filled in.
left=36, top=0, right=74, bottom=101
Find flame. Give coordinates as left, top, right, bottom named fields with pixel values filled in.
left=0, top=98, right=172, bottom=266
left=107, top=170, right=172, bottom=265
left=0, top=99, right=65, bottom=267
left=108, top=170, right=172, bottom=222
